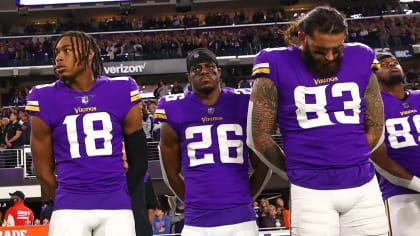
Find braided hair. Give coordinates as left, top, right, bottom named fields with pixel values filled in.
left=54, top=31, right=104, bottom=78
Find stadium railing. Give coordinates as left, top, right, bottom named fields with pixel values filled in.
left=0, top=148, right=24, bottom=169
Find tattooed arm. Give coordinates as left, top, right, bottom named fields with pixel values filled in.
left=247, top=77, right=287, bottom=178
left=364, top=73, right=385, bottom=151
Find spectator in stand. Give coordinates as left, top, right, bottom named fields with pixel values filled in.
left=39, top=200, right=53, bottom=223
left=4, top=191, right=34, bottom=226
left=141, top=102, right=153, bottom=141
left=152, top=206, right=170, bottom=235
left=33, top=219, right=41, bottom=225
left=275, top=197, right=285, bottom=210
left=0, top=45, right=8, bottom=66
left=378, top=23, right=390, bottom=48
left=150, top=102, right=162, bottom=142
left=19, top=111, right=31, bottom=145
left=390, top=22, right=402, bottom=46
left=169, top=200, right=184, bottom=234
left=10, top=89, right=25, bottom=106
left=5, top=112, right=22, bottom=149
left=261, top=205, right=277, bottom=228
left=171, top=81, right=184, bottom=94
left=253, top=201, right=259, bottom=212
left=275, top=207, right=285, bottom=227
left=157, top=80, right=169, bottom=97
left=0, top=118, right=9, bottom=148
left=260, top=198, right=269, bottom=212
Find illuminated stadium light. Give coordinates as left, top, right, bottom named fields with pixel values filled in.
left=16, top=0, right=131, bottom=6
left=350, top=14, right=363, bottom=19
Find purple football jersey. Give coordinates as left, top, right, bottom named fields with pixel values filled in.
left=380, top=90, right=420, bottom=200
left=252, top=44, right=378, bottom=190
left=155, top=88, right=255, bottom=227
left=26, top=76, right=142, bottom=210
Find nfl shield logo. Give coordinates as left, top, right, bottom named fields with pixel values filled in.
left=76, top=95, right=94, bottom=105
left=208, top=107, right=215, bottom=114
left=402, top=102, right=410, bottom=108
left=194, top=53, right=199, bottom=58
left=81, top=96, right=89, bottom=104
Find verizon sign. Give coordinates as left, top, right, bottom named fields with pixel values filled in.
left=103, top=59, right=187, bottom=76
left=104, top=63, right=146, bottom=75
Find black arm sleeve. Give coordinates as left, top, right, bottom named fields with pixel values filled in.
left=124, top=129, right=148, bottom=194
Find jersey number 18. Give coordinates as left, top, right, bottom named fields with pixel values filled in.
left=63, top=112, right=113, bottom=158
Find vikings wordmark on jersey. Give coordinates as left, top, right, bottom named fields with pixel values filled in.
left=26, top=76, right=141, bottom=210
left=252, top=43, right=379, bottom=190
left=380, top=90, right=420, bottom=200
left=155, top=88, right=256, bottom=227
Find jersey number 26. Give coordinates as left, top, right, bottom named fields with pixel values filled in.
left=186, top=124, right=244, bottom=167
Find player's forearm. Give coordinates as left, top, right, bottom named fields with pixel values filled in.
left=364, top=73, right=384, bottom=150
left=37, top=173, right=58, bottom=199
left=370, top=143, right=420, bottom=192
left=252, top=137, right=286, bottom=171
left=248, top=77, right=287, bottom=175
left=371, top=144, right=413, bottom=181
left=249, top=164, right=271, bottom=199
left=166, top=172, right=185, bottom=201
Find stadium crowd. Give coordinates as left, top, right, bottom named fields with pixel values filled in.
left=1, top=14, right=420, bottom=67
left=2, top=3, right=413, bottom=36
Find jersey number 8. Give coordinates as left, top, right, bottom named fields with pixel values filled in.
left=386, top=115, right=420, bottom=149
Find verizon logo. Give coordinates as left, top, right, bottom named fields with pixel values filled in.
left=104, top=63, right=146, bottom=74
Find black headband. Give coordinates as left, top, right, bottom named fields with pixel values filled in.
left=186, top=48, right=218, bottom=72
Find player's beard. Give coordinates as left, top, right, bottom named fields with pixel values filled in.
left=302, top=42, right=343, bottom=78
left=197, top=83, right=217, bottom=94
left=383, top=74, right=404, bottom=87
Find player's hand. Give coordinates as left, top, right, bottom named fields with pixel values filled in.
left=6, top=142, right=11, bottom=148
left=122, top=144, right=128, bottom=174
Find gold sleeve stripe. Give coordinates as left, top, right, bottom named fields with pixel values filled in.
left=384, top=200, right=392, bottom=236
left=130, top=94, right=142, bottom=102
left=252, top=68, right=270, bottom=76
left=154, top=114, right=167, bottom=119
left=25, top=105, right=40, bottom=112
left=371, top=64, right=381, bottom=70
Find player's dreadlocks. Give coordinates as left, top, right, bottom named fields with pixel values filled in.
left=54, top=31, right=104, bottom=78
left=285, top=6, right=348, bottom=46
